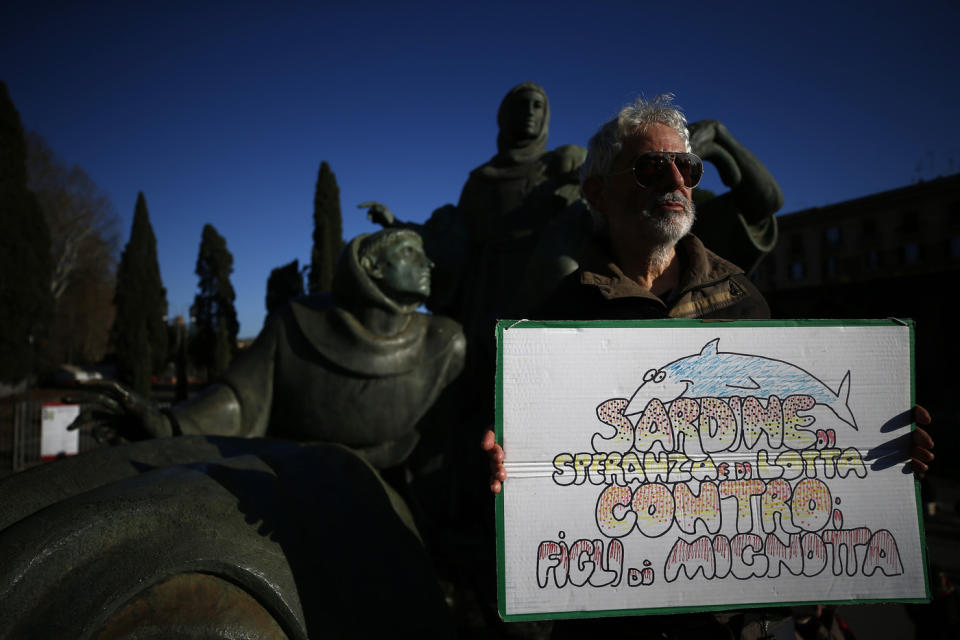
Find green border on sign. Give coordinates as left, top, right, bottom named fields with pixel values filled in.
left=495, top=319, right=507, bottom=616
left=494, top=318, right=928, bottom=622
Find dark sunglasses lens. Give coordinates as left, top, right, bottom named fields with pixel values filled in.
left=633, top=153, right=702, bottom=188
left=675, top=154, right=703, bottom=187
left=633, top=155, right=669, bottom=185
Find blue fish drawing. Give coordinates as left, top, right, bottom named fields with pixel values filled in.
left=623, top=338, right=856, bottom=430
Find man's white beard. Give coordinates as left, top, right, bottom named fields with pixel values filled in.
left=640, top=191, right=696, bottom=262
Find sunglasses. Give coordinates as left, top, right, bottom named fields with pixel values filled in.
left=615, top=152, right=703, bottom=189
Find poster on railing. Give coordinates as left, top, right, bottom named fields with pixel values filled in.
left=495, top=319, right=928, bottom=621
left=40, top=402, right=80, bottom=461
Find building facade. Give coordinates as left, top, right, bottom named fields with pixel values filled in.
left=755, top=174, right=960, bottom=460
left=755, top=174, right=960, bottom=296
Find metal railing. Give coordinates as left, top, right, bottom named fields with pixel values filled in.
left=10, top=401, right=100, bottom=472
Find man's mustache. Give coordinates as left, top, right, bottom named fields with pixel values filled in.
left=651, top=191, right=694, bottom=214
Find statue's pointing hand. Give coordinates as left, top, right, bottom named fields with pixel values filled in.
left=688, top=120, right=743, bottom=188
left=64, top=380, right=173, bottom=443
left=358, top=202, right=395, bottom=228
left=688, top=119, right=784, bottom=223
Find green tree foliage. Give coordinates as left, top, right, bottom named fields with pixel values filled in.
left=0, top=81, right=53, bottom=383
left=190, top=224, right=238, bottom=380
left=27, top=132, right=120, bottom=365
left=112, top=192, right=168, bottom=396
left=308, top=161, right=344, bottom=293
left=266, top=259, right=305, bottom=314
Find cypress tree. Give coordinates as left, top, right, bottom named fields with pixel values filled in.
left=190, top=224, right=238, bottom=380
left=266, top=259, right=304, bottom=314
left=112, top=192, right=168, bottom=395
left=308, top=161, right=344, bottom=293
left=0, top=81, right=53, bottom=383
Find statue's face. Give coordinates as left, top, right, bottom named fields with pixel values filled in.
left=369, top=236, right=433, bottom=301
left=504, top=89, right=546, bottom=141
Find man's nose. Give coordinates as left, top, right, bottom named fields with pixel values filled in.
left=663, top=158, right=686, bottom=190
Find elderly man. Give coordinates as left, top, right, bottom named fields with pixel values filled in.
left=485, top=94, right=933, bottom=485
left=533, top=95, right=766, bottom=321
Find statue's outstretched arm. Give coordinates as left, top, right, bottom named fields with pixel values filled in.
left=68, top=318, right=280, bottom=441
left=66, top=380, right=176, bottom=442
left=688, top=120, right=784, bottom=273
left=689, top=120, right=783, bottom=221
left=180, top=315, right=281, bottom=437
left=170, top=383, right=244, bottom=436
left=66, top=375, right=248, bottom=441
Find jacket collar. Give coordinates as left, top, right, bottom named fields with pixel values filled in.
left=578, top=234, right=745, bottom=314
left=673, top=235, right=742, bottom=297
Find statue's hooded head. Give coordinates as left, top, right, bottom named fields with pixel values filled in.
left=496, top=82, right=550, bottom=164
left=333, top=229, right=433, bottom=315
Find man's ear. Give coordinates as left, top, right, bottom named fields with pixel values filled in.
left=582, top=176, right=605, bottom=213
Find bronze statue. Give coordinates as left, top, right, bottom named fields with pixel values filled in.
left=364, top=82, right=586, bottom=341
left=687, top=119, right=781, bottom=274
left=72, top=228, right=465, bottom=469
left=0, top=230, right=467, bottom=637
left=0, top=436, right=454, bottom=638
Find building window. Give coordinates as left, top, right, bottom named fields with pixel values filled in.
left=825, top=226, right=841, bottom=247
left=790, top=262, right=805, bottom=280
left=862, top=219, right=877, bottom=238
left=899, top=213, right=919, bottom=234
left=902, top=243, right=920, bottom=264
left=950, top=237, right=960, bottom=259
left=825, top=256, right=837, bottom=276
left=867, top=250, right=879, bottom=269
left=949, top=203, right=960, bottom=229
left=790, top=234, right=804, bottom=254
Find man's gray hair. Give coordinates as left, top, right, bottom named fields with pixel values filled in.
left=581, top=94, right=691, bottom=184
left=581, top=94, right=691, bottom=233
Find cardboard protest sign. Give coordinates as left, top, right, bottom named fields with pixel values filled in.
left=496, top=320, right=928, bottom=621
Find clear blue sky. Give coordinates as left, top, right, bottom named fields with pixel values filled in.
left=3, top=1, right=958, bottom=338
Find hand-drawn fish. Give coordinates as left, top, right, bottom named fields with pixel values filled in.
left=622, top=338, right=857, bottom=430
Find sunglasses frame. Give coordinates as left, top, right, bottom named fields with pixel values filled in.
left=611, top=151, right=704, bottom=189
